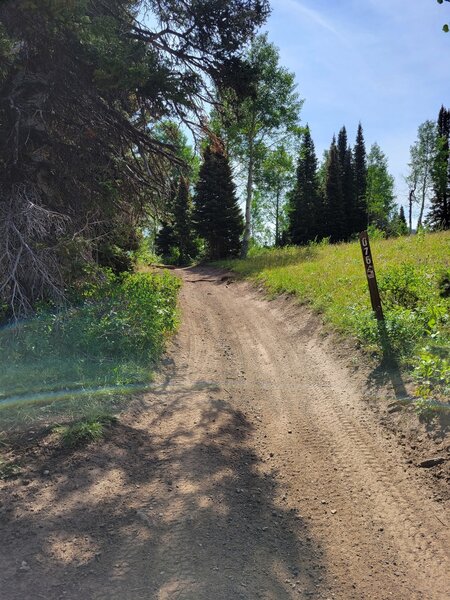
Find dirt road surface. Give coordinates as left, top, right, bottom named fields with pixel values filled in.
left=1, top=266, right=449, bottom=599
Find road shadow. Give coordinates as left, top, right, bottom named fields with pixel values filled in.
left=367, top=322, right=449, bottom=438
left=0, top=382, right=329, bottom=599
left=367, top=322, right=409, bottom=401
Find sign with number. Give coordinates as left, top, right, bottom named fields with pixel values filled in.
left=359, top=231, right=384, bottom=321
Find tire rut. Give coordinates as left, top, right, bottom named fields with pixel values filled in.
left=179, top=266, right=449, bottom=600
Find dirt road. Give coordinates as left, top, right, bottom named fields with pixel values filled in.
left=1, top=266, right=449, bottom=599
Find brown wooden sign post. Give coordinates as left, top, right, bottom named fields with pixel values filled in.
left=359, top=231, right=384, bottom=321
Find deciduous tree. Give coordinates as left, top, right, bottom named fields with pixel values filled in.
left=406, top=120, right=437, bottom=229
left=366, top=143, right=396, bottom=232
left=217, top=34, right=302, bottom=257
left=256, top=145, right=295, bottom=246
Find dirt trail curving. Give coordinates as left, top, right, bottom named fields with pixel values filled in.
left=1, top=265, right=449, bottom=600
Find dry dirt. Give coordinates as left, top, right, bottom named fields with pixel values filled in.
left=0, top=265, right=449, bottom=600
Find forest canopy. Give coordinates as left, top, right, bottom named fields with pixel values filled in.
left=0, top=0, right=269, bottom=318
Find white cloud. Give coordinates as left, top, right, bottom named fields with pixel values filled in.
left=275, top=0, right=346, bottom=42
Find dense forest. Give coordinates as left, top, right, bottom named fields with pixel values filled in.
left=0, top=0, right=449, bottom=322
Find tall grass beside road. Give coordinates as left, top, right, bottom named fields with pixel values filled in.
left=219, top=232, right=450, bottom=416
left=0, top=270, right=181, bottom=431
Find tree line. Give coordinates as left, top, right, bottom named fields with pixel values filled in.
left=0, top=0, right=269, bottom=319
left=1, top=1, right=449, bottom=319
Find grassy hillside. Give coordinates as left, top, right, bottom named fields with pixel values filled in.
left=219, top=231, right=450, bottom=414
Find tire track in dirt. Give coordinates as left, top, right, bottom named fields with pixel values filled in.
left=1, top=265, right=448, bottom=600
left=178, top=266, right=449, bottom=599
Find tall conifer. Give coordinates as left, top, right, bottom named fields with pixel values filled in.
left=173, top=176, right=196, bottom=265
left=155, top=222, right=176, bottom=259
left=353, top=123, right=368, bottom=233
left=288, top=126, right=321, bottom=244
left=398, top=206, right=408, bottom=235
left=193, top=141, right=243, bottom=259
left=324, top=139, right=345, bottom=242
left=337, top=126, right=348, bottom=169
left=337, top=126, right=355, bottom=239
left=428, top=106, right=450, bottom=229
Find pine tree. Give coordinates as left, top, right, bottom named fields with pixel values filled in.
left=353, top=123, right=368, bottom=233
left=193, top=141, right=243, bottom=259
left=173, top=176, right=196, bottom=265
left=323, top=139, right=345, bottom=242
left=288, top=126, right=321, bottom=245
left=428, top=106, right=450, bottom=229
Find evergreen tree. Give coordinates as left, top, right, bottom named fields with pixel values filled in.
left=323, top=139, right=345, bottom=242
left=398, top=206, right=409, bottom=235
left=428, top=106, right=450, bottom=229
left=288, top=126, right=321, bottom=245
left=0, top=0, right=269, bottom=318
left=173, top=176, right=197, bottom=265
left=155, top=222, right=176, bottom=259
left=388, top=205, right=408, bottom=237
left=337, top=126, right=348, bottom=169
left=337, top=126, right=355, bottom=239
left=353, top=123, right=368, bottom=233
left=193, top=141, right=243, bottom=260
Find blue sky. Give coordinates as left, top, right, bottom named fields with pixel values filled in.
left=264, top=0, right=449, bottom=209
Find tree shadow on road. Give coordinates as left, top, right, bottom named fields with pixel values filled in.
left=0, top=383, right=329, bottom=600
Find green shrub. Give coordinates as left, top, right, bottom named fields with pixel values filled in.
left=56, top=414, right=117, bottom=448
left=0, top=270, right=181, bottom=429
left=378, top=264, right=435, bottom=310
left=0, top=458, right=22, bottom=480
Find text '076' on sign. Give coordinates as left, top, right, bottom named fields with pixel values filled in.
left=359, top=231, right=384, bottom=321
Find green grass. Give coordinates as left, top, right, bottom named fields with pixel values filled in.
left=0, top=458, right=22, bottom=480
left=54, top=414, right=118, bottom=448
left=0, top=270, right=181, bottom=431
left=218, top=231, right=450, bottom=415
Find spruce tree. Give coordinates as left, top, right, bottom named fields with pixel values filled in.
left=323, top=139, right=345, bottom=242
left=353, top=123, right=368, bottom=233
left=155, top=222, right=176, bottom=259
left=337, top=126, right=355, bottom=239
left=337, top=126, right=348, bottom=170
left=398, top=206, right=408, bottom=235
left=288, top=126, right=321, bottom=245
left=173, top=176, right=196, bottom=265
left=193, top=141, right=243, bottom=259
left=428, top=106, right=450, bottom=229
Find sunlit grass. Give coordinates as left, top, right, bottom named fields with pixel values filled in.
left=218, top=231, right=450, bottom=413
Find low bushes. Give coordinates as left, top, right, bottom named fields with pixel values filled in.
left=0, top=269, right=181, bottom=429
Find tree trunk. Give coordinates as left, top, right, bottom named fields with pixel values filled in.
left=241, top=135, right=254, bottom=258
left=408, top=189, right=414, bottom=233
left=275, top=188, right=280, bottom=246
left=417, top=172, right=428, bottom=229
